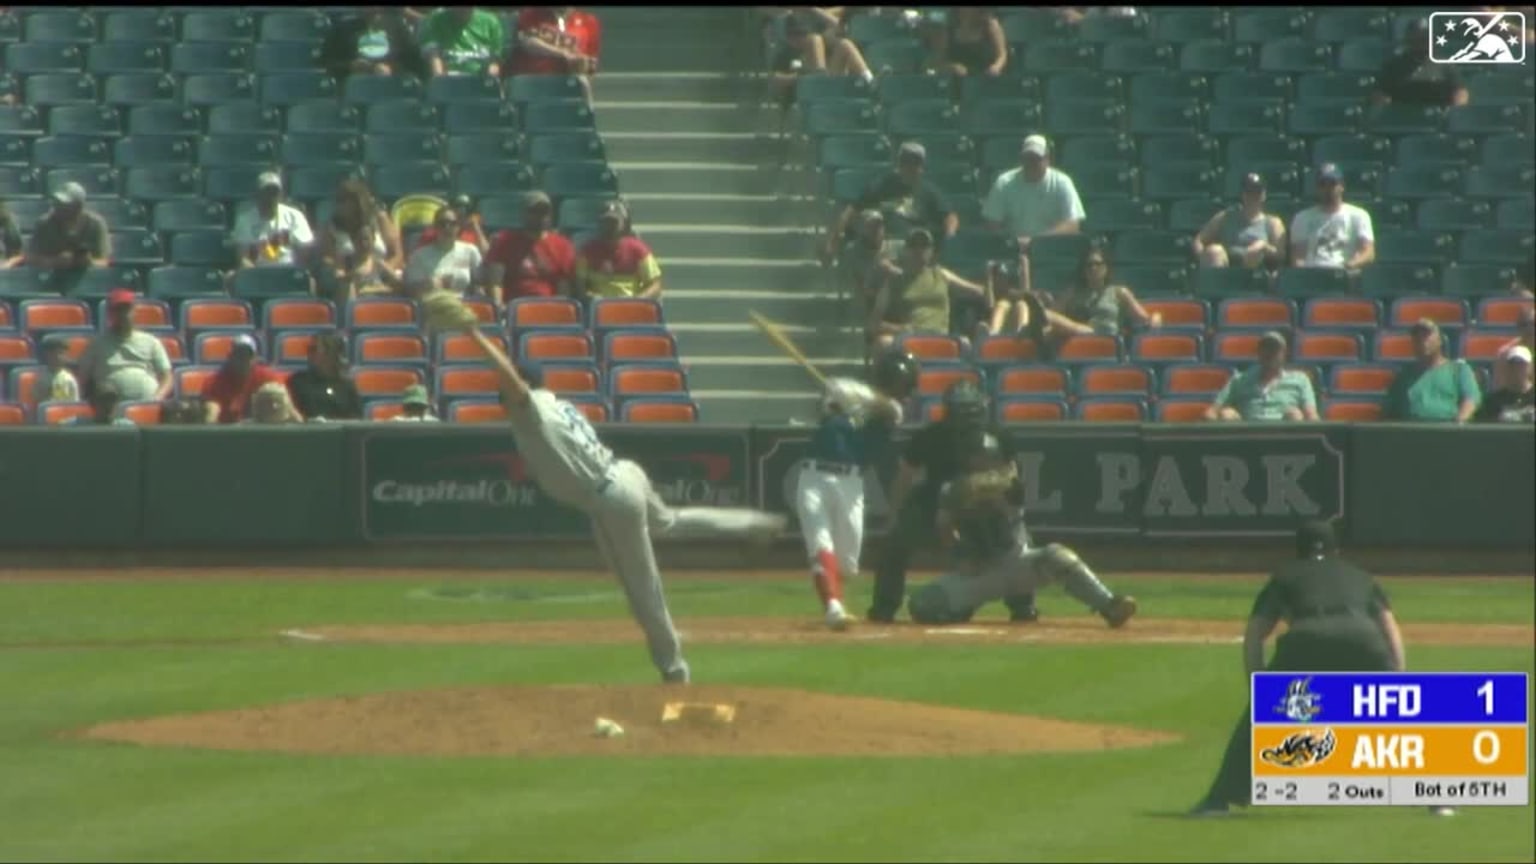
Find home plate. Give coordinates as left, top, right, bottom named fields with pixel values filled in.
left=279, top=629, right=326, bottom=642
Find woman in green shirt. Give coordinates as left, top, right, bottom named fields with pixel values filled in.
left=868, top=228, right=987, bottom=350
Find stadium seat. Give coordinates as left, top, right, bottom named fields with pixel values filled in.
left=171, top=364, right=218, bottom=399
left=1375, top=231, right=1456, bottom=266
left=116, top=135, right=196, bottom=168
left=33, top=135, right=111, bottom=168
left=1213, top=331, right=1267, bottom=363
left=975, top=335, right=1041, bottom=367
left=260, top=10, right=329, bottom=43
left=1461, top=230, right=1534, bottom=265
left=620, top=397, right=700, bottom=424
left=874, top=73, right=951, bottom=106
left=354, top=332, right=428, bottom=368
left=1155, top=397, right=1210, bottom=422
left=1114, top=231, right=1189, bottom=265
left=442, top=399, right=504, bottom=424
left=1465, top=166, right=1536, bottom=200
left=253, top=40, right=323, bottom=74
left=0, top=166, right=38, bottom=198
left=433, top=331, right=508, bottom=366
left=442, top=100, right=520, bottom=137
left=195, top=330, right=266, bottom=365
left=102, top=10, right=179, bottom=44
left=364, top=133, right=440, bottom=166
left=1259, top=38, right=1332, bottom=73
left=1132, top=332, right=1204, bottom=365
left=0, top=333, right=35, bottom=367
left=371, top=163, right=452, bottom=202
left=1161, top=363, right=1232, bottom=397
left=601, top=331, right=677, bottom=365
left=506, top=298, right=581, bottom=331
left=1078, top=364, right=1152, bottom=397
left=1179, top=40, right=1255, bottom=73
left=1477, top=296, right=1535, bottom=327
left=1143, top=165, right=1220, bottom=201
left=182, top=73, right=258, bottom=107
left=518, top=332, right=595, bottom=365
left=38, top=400, right=94, bottom=425
left=180, top=298, right=254, bottom=338
left=1276, top=268, right=1350, bottom=299
left=126, top=103, right=203, bottom=138
left=424, top=74, right=504, bottom=105
left=526, top=133, right=604, bottom=169
left=146, top=266, right=221, bottom=300
left=543, top=163, right=620, bottom=200
left=993, top=365, right=1068, bottom=397
left=1082, top=197, right=1163, bottom=233
left=1288, top=103, right=1363, bottom=137
left=523, top=100, right=597, bottom=135
left=1047, top=71, right=1124, bottom=104
left=1056, top=334, right=1121, bottom=364
left=364, top=400, right=407, bottom=421
left=262, top=298, right=335, bottom=334
left=269, top=330, right=320, bottom=365
left=1296, top=72, right=1378, bottom=108
left=894, top=333, right=964, bottom=362
left=996, top=395, right=1067, bottom=424
left=102, top=73, right=177, bottom=107
left=156, top=334, right=187, bottom=365
left=454, top=164, right=535, bottom=198
left=1384, top=165, right=1463, bottom=200
left=1323, top=398, right=1383, bottom=422
left=1139, top=132, right=1217, bottom=169
left=1101, top=40, right=1176, bottom=73
left=1042, top=100, right=1127, bottom=139
left=353, top=365, right=425, bottom=397
left=1303, top=297, right=1380, bottom=331
left=347, top=297, right=418, bottom=331
left=960, top=100, right=1040, bottom=138
left=1371, top=330, right=1418, bottom=362
left=1071, top=164, right=1139, bottom=199
left=609, top=363, right=687, bottom=399
left=1483, top=133, right=1534, bottom=167
left=1140, top=298, right=1208, bottom=331
left=280, top=132, right=361, bottom=167
left=542, top=363, right=602, bottom=396
left=1416, top=199, right=1493, bottom=232
left=1074, top=397, right=1146, bottom=422
left=1118, top=264, right=1189, bottom=297
left=447, top=133, right=522, bottom=167
left=1357, top=263, right=1440, bottom=299
left=1329, top=363, right=1397, bottom=396
left=1295, top=331, right=1363, bottom=363
left=1389, top=297, right=1469, bottom=330
left=1463, top=329, right=1521, bottom=362
left=18, top=298, right=91, bottom=333
left=1163, top=197, right=1220, bottom=233
left=364, top=99, right=442, bottom=136
left=914, top=365, right=982, bottom=397
left=1447, top=104, right=1530, bottom=135
left=1217, top=297, right=1295, bottom=329
left=1023, top=39, right=1100, bottom=73
left=1208, top=101, right=1286, bottom=136
left=7, top=42, right=85, bottom=75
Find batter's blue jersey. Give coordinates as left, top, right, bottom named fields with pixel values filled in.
left=808, top=413, right=895, bottom=469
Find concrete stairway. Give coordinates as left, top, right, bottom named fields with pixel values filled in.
left=590, top=6, right=865, bottom=424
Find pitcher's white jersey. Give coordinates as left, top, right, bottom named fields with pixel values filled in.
left=506, top=389, right=616, bottom=508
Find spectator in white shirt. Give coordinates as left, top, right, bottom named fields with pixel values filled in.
left=231, top=172, right=315, bottom=270
left=982, top=134, right=1085, bottom=257
left=404, top=205, right=485, bottom=297
left=1288, top=163, right=1375, bottom=272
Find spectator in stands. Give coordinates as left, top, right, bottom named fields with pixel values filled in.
left=419, top=6, right=505, bottom=77
left=484, top=191, right=576, bottom=306
left=202, top=334, right=289, bottom=425
left=926, top=7, right=1007, bottom=77
left=0, top=200, right=23, bottom=268
left=986, top=259, right=1074, bottom=340
left=1475, top=345, right=1535, bottom=423
left=1289, top=164, right=1375, bottom=272
left=512, top=6, right=602, bottom=100
left=1192, top=173, right=1286, bottom=271
left=77, top=289, right=172, bottom=405
left=318, top=178, right=403, bottom=303
left=1494, top=305, right=1536, bottom=390
left=1374, top=20, right=1468, bottom=107
left=246, top=382, right=304, bottom=425
left=574, top=202, right=664, bottom=300
left=839, top=209, right=891, bottom=314
left=322, top=7, right=426, bottom=81
left=867, top=227, right=989, bottom=350
left=232, top=173, right=315, bottom=271
left=822, top=141, right=956, bottom=267
left=404, top=205, right=485, bottom=297
left=1384, top=319, right=1481, bottom=423
left=27, top=182, right=111, bottom=290
left=31, top=334, right=80, bottom=406
left=766, top=9, right=875, bottom=104
left=286, top=332, right=363, bottom=422
left=983, top=135, right=1086, bottom=260
left=160, top=397, right=206, bottom=425
left=1051, top=244, right=1162, bottom=336
left=412, top=195, right=490, bottom=255
left=1204, top=331, right=1319, bottom=422
left=394, top=384, right=441, bottom=422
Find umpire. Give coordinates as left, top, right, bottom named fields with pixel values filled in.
left=868, top=379, right=1038, bottom=623
left=1190, top=520, right=1410, bottom=816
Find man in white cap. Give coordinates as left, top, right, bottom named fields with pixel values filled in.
left=1475, top=345, right=1534, bottom=423
left=231, top=171, right=314, bottom=270
left=981, top=134, right=1085, bottom=252
left=28, top=181, right=112, bottom=280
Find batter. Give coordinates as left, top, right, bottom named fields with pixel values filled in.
left=436, top=300, right=787, bottom=684
left=794, top=351, right=919, bottom=630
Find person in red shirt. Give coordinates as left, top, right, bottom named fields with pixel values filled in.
left=512, top=6, right=601, bottom=98
left=201, top=334, right=290, bottom=424
left=483, top=191, right=577, bottom=306
left=573, top=201, right=664, bottom=301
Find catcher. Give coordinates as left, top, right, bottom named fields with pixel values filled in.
left=905, top=429, right=1139, bottom=627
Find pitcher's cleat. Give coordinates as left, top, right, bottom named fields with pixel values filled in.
left=825, top=602, right=855, bottom=632
left=1101, top=595, right=1139, bottom=629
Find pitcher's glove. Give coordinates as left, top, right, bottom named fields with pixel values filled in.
left=421, top=291, right=480, bottom=334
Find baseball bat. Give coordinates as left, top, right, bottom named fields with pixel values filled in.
left=748, top=310, right=830, bottom=389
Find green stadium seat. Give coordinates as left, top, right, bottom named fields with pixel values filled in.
left=253, top=41, right=323, bottom=74
left=1044, top=101, right=1125, bottom=137
left=1460, top=229, right=1535, bottom=265
left=23, top=10, right=99, bottom=43
left=111, top=229, right=165, bottom=267
left=1194, top=267, right=1266, bottom=298
left=206, top=102, right=280, bottom=137
left=1312, top=9, right=1389, bottom=42
left=371, top=163, right=452, bottom=202
left=1496, top=198, right=1534, bottom=230
left=45, top=167, right=118, bottom=198
left=260, top=10, right=330, bottom=44
left=102, top=10, right=178, bottom=44
left=940, top=231, right=1016, bottom=270
left=32, top=135, right=110, bottom=168
left=958, top=75, right=1040, bottom=105
left=0, top=166, right=39, bottom=197
left=288, top=165, right=358, bottom=202
left=1416, top=199, right=1493, bottom=231
left=828, top=166, right=883, bottom=204
left=1001, top=8, right=1071, bottom=43
left=1046, top=71, right=1124, bottom=103
left=1296, top=72, right=1377, bottom=105
left=426, top=75, right=505, bottom=105
left=1128, top=100, right=1202, bottom=136
left=1375, top=230, right=1455, bottom=265
left=801, top=99, right=880, bottom=138
left=0, top=136, right=28, bottom=168
left=874, top=73, right=952, bottom=105
left=793, top=74, right=871, bottom=105
left=1129, top=71, right=1208, bottom=103
left=153, top=199, right=226, bottom=233
left=1072, top=164, right=1139, bottom=199
left=1082, top=197, right=1163, bottom=232
left=1465, top=72, right=1536, bottom=107
left=818, top=134, right=891, bottom=170
left=543, top=163, right=619, bottom=200
left=342, top=74, right=423, bottom=105
left=1276, top=267, right=1349, bottom=298
left=1212, top=71, right=1291, bottom=104
left=0, top=106, right=44, bottom=138
left=1367, top=104, right=1445, bottom=136
left=1355, top=195, right=1409, bottom=227
left=1443, top=264, right=1518, bottom=297
left=148, top=266, right=224, bottom=300
left=199, top=134, right=279, bottom=169
left=1400, top=133, right=1483, bottom=169
left=1166, top=197, right=1222, bottom=233
left=925, top=165, right=979, bottom=200
left=1384, top=165, right=1463, bottom=200
left=5, top=42, right=85, bottom=74
left=366, top=100, right=443, bottom=136
left=171, top=42, right=252, bottom=75
left=847, top=14, right=911, bottom=47
left=1288, top=103, right=1363, bottom=137
left=1023, top=40, right=1100, bottom=74
left=1153, top=9, right=1228, bottom=42
left=1078, top=14, right=1150, bottom=42
left=260, top=71, right=337, bottom=106
left=203, top=165, right=269, bottom=203
left=1059, top=134, right=1137, bottom=170
left=169, top=231, right=234, bottom=268
left=1464, top=166, right=1536, bottom=200
left=1336, top=38, right=1391, bottom=72
left=1143, top=165, right=1219, bottom=201
left=1233, top=9, right=1310, bottom=42
left=1179, top=40, right=1255, bottom=73
left=528, top=132, right=603, bottom=167
left=443, top=101, right=518, bottom=136
left=1114, top=230, right=1189, bottom=264
left=125, top=166, right=203, bottom=201
left=25, top=74, right=97, bottom=107
left=1447, top=104, right=1529, bottom=135
left=1482, top=133, right=1534, bottom=166
left=1359, top=263, right=1439, bottom=297
left=1101, top=41, right=1177, bottom=73
left=961, top=100, right=1040, bottom=138
left=181, top=11, right=257, bottom=43
left=102, top=73, right=177, bottom=107
left=862, top=38, right=925, bottom=74
left=1207, top=101, right=1285, bottom=136
left=1140, top=133, right=1218, bottom=169
left=454, top=163, right=535, bottom=198
left=1259, top=38, right=1332, bottom=74
left=91, top=197, right=148, bottom=230
left=183, top=73, right=257, bottom=106
left=282, top=131, right=360, bottom=166
left=1228, top=135, right=1307, bottom=169
left=1118, top=263, right=1189, bottom=297
left=885, top=99, right=957, bottom=138
left=1027, top=234, right=1092, bottom=269
left=1311, top=133, right=1392, bottom=167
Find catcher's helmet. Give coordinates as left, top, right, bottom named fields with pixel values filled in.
left=871, top=350, right=920, bottom=400
left=942, top=379, right=989, bottom=425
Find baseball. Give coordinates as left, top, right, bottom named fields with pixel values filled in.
left=593, top=717, right=625, bottom=738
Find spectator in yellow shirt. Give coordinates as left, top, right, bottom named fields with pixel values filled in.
left=573, top=202, right=663, bottom=301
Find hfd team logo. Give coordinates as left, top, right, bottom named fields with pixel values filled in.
left=1275, top=677, right=1323, bottom=723
left=1429, top=11, right=1527, bottom=64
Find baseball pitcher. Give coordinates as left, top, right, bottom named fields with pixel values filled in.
left=795, top=350, right=919, bottom=630
left=428, top=294, right=787, bottom=684
left=906, top=431, right=1138, bottom=627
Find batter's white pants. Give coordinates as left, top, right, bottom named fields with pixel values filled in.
left=794, top=463, right=865, bottom=579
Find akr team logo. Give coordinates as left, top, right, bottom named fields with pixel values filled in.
left=1275, top=677, right=1323, bottom=723
left=1260, top=727, right=1339, bottom=769
left=1429, top=11, right=1527, bottom=64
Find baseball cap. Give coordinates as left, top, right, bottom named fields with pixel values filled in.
left=1410, top=317, right=1440, bottom=336
left=230, top=334, right=259, bottom=356
left=256, top=171, right=283, bottom=192
left=1506, top=345, right=1532, bottom=364
left=524, top=190, right=552, bottom=209
left=898, top=140, right=926, bottom=162
left=51, top=181, right=87, bottom=205
left=1021, top=135, right=1049, bottom=158
left=1296, top=519, right=1338, bottom=557
left=40, top=332, right=69, bottom=352
left=1259, top=330, right=1287, bottom=349
left=1316, top=163, right=1344, bottom=184
left=906, top=227, right=934, bottom=248
left=1241, top=173, right=1265, bottom=193
left=401, top=384, right=431, bottom=406
left=106, top=288, right=136, bottom=307
left=597, top=200, right=627, bottom=222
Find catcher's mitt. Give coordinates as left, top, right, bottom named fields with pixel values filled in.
left=943, top=463, right=1021, bottom=516
left=421, top=290, right=480, bottom=333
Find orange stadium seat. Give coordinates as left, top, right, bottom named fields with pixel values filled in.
left=997, top=397, right=1067, bottom=423
left=263, top=298, right=336, bottom=331
left=602, top=331, right=677, bottom=364
left=1132, top=333, right=1202, bottom=363
left=118, top=401, right=162, bottom=425
left=352, top=366, right=424, bottom=397
left=1142, top=298, right=1208, bottom=329
left=195, top=331, right=258, bottom=364
left=995, top=365, right=1068, bottom=395
left=366, top=401, right=407, bottom=421
left=1304, top=297, right=1380, bottom=330
left=1477, top=297, right=1533, bottom=327
left=0, top=335, right=34, bottom=365
left=519, top=332, right=594, bottom=363
left=157, top=334, right=187, bottom=364
left=1324, top=399, right=1384, bottom=422
left=1074, top=398, right=1146, bottom=422
left=181, top=298, right=253, bottom=336
left=19, top=299, right=91, bottom=331
left=510, top=297, right=582, bottom=329
left=1217, top=297, right=1295, bottom=329
left=436, top=366, right=500, bottom=399
left=448, top=399, right=509, bottom=424
left=273, top=331, right=319, bottom=365
left=1295, top=332, right=1363, bottom=363
left=1213, top=331, right=1265, bottom=363
left=1389, top=297, right=1469, bottom=329
left=1079, top=364, right=1152, bottom=396
left=39, top=400, right=95, bottom=425
left=1055, top=334, right=1120, bottom=363
left=1162, top=364, right=1230, bottom=395
left=462, top=297, right=498, bottom=326
left=591, top=297, right=663, bottom=329
left=57, top=333, right=91, bottom=363
left=174, top=365, right=219, bottom=399
left=1330, top=364, right=1397, bottom=396
left=544, top=364, right=601, bottom=394
left=10, top=367, right=40, bottom=408
left=570, top=397, right=609, bottom=422
left=1155, top=398, right=1210, bottom=422
left=975, top=335, right=1041, bottom=365
left=1463, top=330, right=1519, bottom=361
left=437, top=332, right=509, bottom=364
left=916, top=366, right=982, bottom=396
left=621, top=399, right=699, bottom=423
left=0, top=402, right=25, bottom=424
left=356, top=333, right=428, bottom=365
left=109, top=297, right=172, bottom=330
left=1372, top=331, right=1417, bottom=362
left=610, top=364, right=687, bottom=397
left=898, top=334, right=964, bottom=361
left=347, top=297, right=418, bottom=330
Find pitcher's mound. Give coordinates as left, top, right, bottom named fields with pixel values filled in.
left=78, top=685, right=1178, bottom=758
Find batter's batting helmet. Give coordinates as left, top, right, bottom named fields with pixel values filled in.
left=871, top=350, right=920, bottom=400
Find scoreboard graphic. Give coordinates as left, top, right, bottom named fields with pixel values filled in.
left=1251, top=672, right=1530, bottom=806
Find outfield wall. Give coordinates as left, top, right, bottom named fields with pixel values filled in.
left=1, top=424, right=1531, bottom=563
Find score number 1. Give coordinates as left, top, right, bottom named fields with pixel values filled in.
left=1478, top=679, right=1494, bottom=715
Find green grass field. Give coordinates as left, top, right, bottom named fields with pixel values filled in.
left=1, top=572, right=1532, bottom=863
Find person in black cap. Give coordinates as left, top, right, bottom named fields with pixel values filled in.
left=1288, top=163, right=1375, bottom=272
left=1192, top=173, right=1286, bottom=271
left=1190, top=520, right=1410, bottom=817
left=822, top=140, right=957, bottom=268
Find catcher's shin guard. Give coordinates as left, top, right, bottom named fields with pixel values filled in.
left=1041, top=544, right=1116, bottom=612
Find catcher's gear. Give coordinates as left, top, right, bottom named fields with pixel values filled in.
left=940, top=460, right=1025, bottom=558
left=941, top=379, right=988, bottom=432
left=870, top=350, right=920, bottom=400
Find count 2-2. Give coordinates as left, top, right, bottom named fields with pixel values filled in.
left=1353, top=684, right=1420, bottom=718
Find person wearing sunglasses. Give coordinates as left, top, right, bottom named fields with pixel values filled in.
left=402, top=206, right=486, bottom=298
